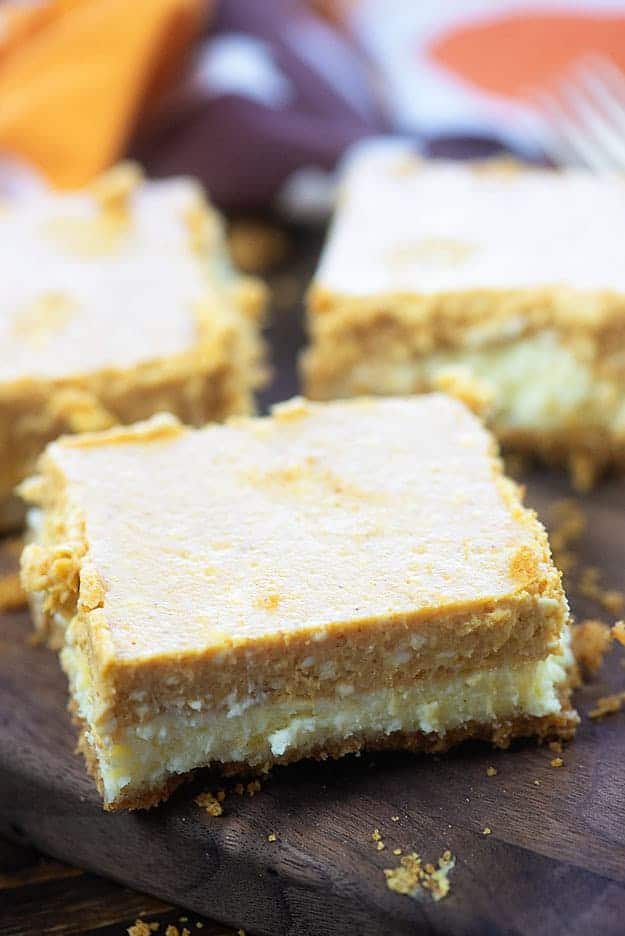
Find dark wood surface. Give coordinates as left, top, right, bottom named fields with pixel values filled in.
left=2, top=231, right=625, bottom=935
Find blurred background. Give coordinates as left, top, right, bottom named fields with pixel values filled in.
left=2, top=0, right=625, bottom=202
left=2, top=0, right=625, bottom=206
left=3, top=0, right=624, bottom=404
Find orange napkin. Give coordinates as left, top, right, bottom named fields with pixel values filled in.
left=0, top=0, right=208, bottom=189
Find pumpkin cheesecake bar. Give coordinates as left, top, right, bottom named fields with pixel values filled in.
left=20, top=395, right=578, bottom=810
left=303, top=144, right=625, bottom=489
left=0, top=163, right=266, bottom=529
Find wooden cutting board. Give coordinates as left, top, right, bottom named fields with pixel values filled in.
left=1, top=467, right=625, bottom=936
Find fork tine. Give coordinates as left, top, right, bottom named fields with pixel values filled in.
left=576, top=62, right=625, bottom=130
left=558, top=75, right=625, bottom=170
left=530, top=111, right=585, bottom=168
left=535, top=89, right=615, bottom=172
left=582, top=54, right=625, bottom=104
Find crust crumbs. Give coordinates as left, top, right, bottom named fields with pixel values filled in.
left=165, top=926, right=190, bottom=936
left=612, top=621, right=625, bottom=646
left=128, top=922, right=159, bottom=936
left=550, top=757, right=564, bottom=768
left=194, top=777, right=264, bottom=817
left=194, top=791, right=224, bottom=817
left=228, top=220, right=290, bottom=274
left=384, top=849, right=455, bottom=902
left=571, top=619, right=613, bottom=677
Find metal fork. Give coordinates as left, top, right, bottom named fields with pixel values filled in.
left=529, top=54, right=625, bottom=171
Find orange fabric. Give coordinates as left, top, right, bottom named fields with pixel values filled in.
left=429, top=11, right=625, bottom=100
left=0, top=0, right=208, bottom=188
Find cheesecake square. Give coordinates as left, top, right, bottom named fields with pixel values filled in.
left=20, top=395, right=578, bottom=810
left=303, top=144, right=625, bottom=489
left=0, top=163, right=267, bottom=529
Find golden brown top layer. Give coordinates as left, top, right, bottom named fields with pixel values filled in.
left=21, top=395, right=562, bottom=668
left=0, top=164, right=248, bottom=384
left=314, top=144, right=625, bottom=306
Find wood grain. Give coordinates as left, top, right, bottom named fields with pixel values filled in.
left=0, top=836, right=229, bottom=936
left=1, top=234, right=625, bottom=934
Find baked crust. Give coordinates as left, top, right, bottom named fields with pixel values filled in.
left=0, top=163, right=268, bottom=508
left=303, top=152, right=625, bottom=483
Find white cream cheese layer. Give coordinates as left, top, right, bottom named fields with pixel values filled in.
left=61, top=629, right=573, bottom=806
left=332, top=332, right=625, bottom=436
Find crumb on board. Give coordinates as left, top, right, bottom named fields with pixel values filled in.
left=486, top=766, right=497, bottom=777
left=228, top=219, right=290, bottom=274
left=601, top=590, right=625, bottom=615
left=384, top=849, right=455, bottom=902
left=267, top=832, right=277, bottom=843
left=391, top=815, right=400, bottom=822
left=589, top=691, right=625, bottom=720
left=128, top=922, right=159, bottom=936
left=194, top=792, right=223, bottom=817
left=482, top=827, right=492, bottom=836
left=165, top=927, right=190, bottom=936
left=393, top=848, right=402, bottom=856
left=194, top=777, right=264, bottom=815
left=612, top=621, right=625, bottom=646
left=237, top=929, right=246, bottom=936
left=550, top=757, right=564, bottom=769
left=571, top=619, right=612, bottom=677
left=370, top=826, right=385, bottom=850
left=533, top=779, right=540, bottom=786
